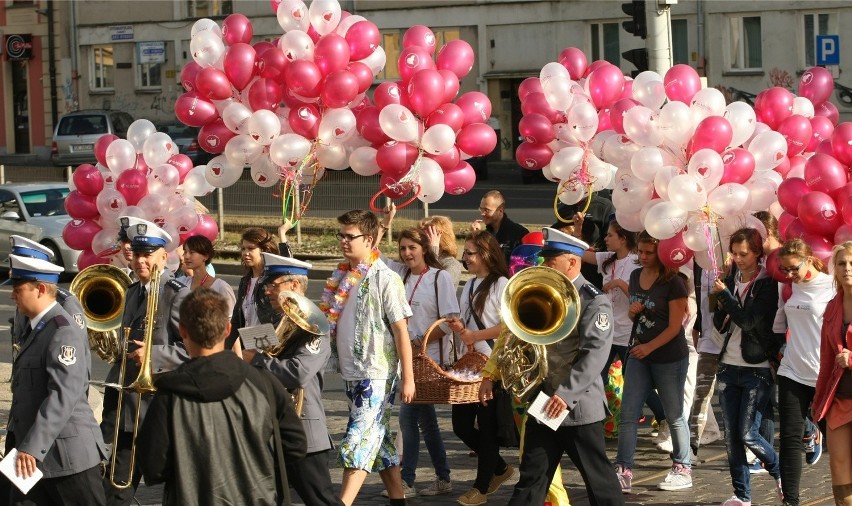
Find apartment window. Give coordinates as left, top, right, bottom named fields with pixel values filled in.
left=377, top=28, right=460, bottom=81
left=590, top=23, right=620, bottom=65
left=728, top=16, right=762, bottom=70
left=91, top=46, right=114, bottom=91
left=188, top=0, right=232, bottom=17
left=672, top=19, right=689, bottom=65
left=136, top=42, right=164, bottom=89
left=803, top=13, right=836, bottom=67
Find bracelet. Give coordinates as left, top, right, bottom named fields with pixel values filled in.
left=379, top=224, right=388, bottom=230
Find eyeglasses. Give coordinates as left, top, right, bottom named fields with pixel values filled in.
left=462, top=250, right=479, bottom=257
left=478, top=207, right=501, bottom=215
left=336, top=232, right=366, bottom=242
left=778, top=260, right=805, bottom=274
left=267, top=279, right=293, bottom=289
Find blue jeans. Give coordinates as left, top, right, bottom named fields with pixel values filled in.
left=717, top=364, right=780, bottom=502
left=399, top=403, right=451, bottom=485
left=616, top=355, right=691, bottom=469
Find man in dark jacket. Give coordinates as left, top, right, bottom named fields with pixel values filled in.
left=138, top=288, right=306, bottom=506
left=471, top=190, right=529, bottom=265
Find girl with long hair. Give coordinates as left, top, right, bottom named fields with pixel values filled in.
left=227, top=227, right=279, bottom=349
left=420, top=215, right=464, bottom=289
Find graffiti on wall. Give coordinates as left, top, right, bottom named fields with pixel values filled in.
left=94, top=88, right=178, bottom=123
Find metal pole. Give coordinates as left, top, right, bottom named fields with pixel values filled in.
left=66, top=165, right=72, bottom=183
left=647, top=1, right=673, bottom=75
left=1, top=165, right=5, bottom=185
left=385, top=196, right=392, bottom=246
left=294, top=185, right=302, bottom=245
left=216, top=187, right=224, bottom=237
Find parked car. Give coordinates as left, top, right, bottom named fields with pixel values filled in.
left=156, top=122, right=213, bottom=166
left=0, top=183, right=79, bottom=273
left=51, top=110, right=134, bottom=166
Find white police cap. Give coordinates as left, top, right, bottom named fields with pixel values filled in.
left=121, top=216, right=172, bottom=253
left=4, top=254, right=64, bottom=285
left=9, top=235, right=53, bottom=261
left=539, top=227, right=590, bottom=258
left=262, top=253, right=312, bottom=278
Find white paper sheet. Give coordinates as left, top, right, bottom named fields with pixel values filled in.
left=528, top=391, right=569, bottom=431
left=238, top=323, right=278, bottom=351
left=0, top=449, right=43, bottom=494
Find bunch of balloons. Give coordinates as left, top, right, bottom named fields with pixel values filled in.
left=350, top=24, right=496, bottom=206
left=63, top=119, right=219, bottom=270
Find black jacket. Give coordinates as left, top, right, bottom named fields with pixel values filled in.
left=487, top=213, right=529, bottom=265
left=138, top=351, right=307, bottom=506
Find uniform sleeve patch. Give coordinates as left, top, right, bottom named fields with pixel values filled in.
left=58, top=345, right=77, bottom=366
left=72, top=313, right=85, bottom=329
left=305, top=337, right=321, bottom=355
left=167, top=279, right=187, bottom=291
left=594, top=312, right=610, bottom=331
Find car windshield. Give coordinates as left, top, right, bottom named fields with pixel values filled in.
left=57, top=115, right=107, bottom=136
left=20, top=189, right=70, bottom=217
left=158, top=124, right=197, bottom=138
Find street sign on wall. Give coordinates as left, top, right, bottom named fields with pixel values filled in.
left=110, top=25, right=134, bottom=41
left=137, top=42, right=165, bottom=64
left=817, top=35, right=840, bottom=66
left=5, top=34, right=32, bottom=61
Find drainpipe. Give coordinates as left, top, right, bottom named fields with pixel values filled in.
left=696, top=0, right=705, bottom=76
left=46, top=0, right=58, bottom=126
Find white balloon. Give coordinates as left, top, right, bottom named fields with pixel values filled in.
left=643, top=201, right=688, bottom=240
left=653, top=165, right=682, bottom=201
left=612, top=168, right=654, bottom=213
left=105, top=139, right=137, bottom=175
left=269, top=133, right=312, bottom=169
left=276, top=0, right=309, bottom=32
left=623, top=106, right=663, bottom=147
left=744, top=177, right=779, bottom=212
left=378, top=104, right=420, bottom=143
left=126, top=120, right=156, bottom=153
left=279, top=30, right=315, bottom=62
left=417, top=158, right=445, bottom=201
left=687, top=149, right=724, bottom=190
left=549, top=146, right=584, bottom=180
left=358, top=46, right=386, bottom=76
left=630, top=146, right=664, bottom=182
left=190, top=31, right=225, bottom=68
left=247, top=110, right=281, bottom=146
left=336, top=15, right=367, bottom=36
left=667, top=173, right=707, bottom=211
left=792, top=97, right=815, bottom=119
left=748, top=131, right=788, bottom=171
left=222, top=102, right=252, bottom=134
left=318, top=108, right=357, bottom=145
left=632, top=71, right=666, bottom=110
left=308, top=0, right=341, bottom=36
left=658, top=101, right=693, bottom=147
left=567, top=101, right=599, bottom=143
left=689, top=88, right=727, bottom=125
left=223, top=135, right=263, bottom=167
left=316, top=143, right=348, bottom=170
left=707, top=183, right=751, bottom=218
left=205, top=155, right=243, bottom=188
left=420, top=124, right=456, bottom=155
left=191, top=18, right=221, bottom=38
left=724, top=101, right=757, bottom=148
left=557, top=179, right=586, bottom=206
left=349, top=146, right=381, bottom=176
left=183, top=166, right=215, bottom=196
left=250, top=155, right=281, bottom=188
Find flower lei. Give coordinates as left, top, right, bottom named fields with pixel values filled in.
left=320, top=248, right=380, bottom=340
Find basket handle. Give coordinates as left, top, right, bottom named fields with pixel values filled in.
left=419, top=318, right=448, bottom=356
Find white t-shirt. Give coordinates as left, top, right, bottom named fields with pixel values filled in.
left=458, top=276, right=509, bottom=357
left=595, top=252, right=639, bottom=347
left=336, top=277, right=361, bottom=380
left=242, top=276, right=261, bottom=327
left=721, top=277, right=770, bottom=368
left=773, top=271, right=835, bottom=387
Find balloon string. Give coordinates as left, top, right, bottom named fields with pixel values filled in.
left=388, top=149, right=424, bottom=194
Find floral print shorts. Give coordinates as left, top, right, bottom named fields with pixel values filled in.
left=338, top=377, right=398, bottom=471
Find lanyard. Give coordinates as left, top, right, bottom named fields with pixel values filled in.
left=406, top=267, right=429, bottom=305
left=735, top=271, right=758, bottom=305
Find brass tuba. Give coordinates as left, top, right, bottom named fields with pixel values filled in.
left=70, top=264, right=132, bottom=363
left=258, top=290, right=329, bottom=416
left=494, top=266, right=581, bottom=401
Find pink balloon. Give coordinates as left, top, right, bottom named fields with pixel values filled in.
left=198, top=119, right=236, bottom=155
left=456, top=123, right=497, bottom=157
left=175, top=92, right=218, bottom=128
left=778, top=115, right=812, bottom=156
left=314, top=34, right=350, bottom=76
left=584, top=60, right=610, bottom=78
left=688, top=116, right=733, bottom=154
left=168, top=154, right=194, bottom=182
left=831, top=123, right=852, bottom=166
left=777, top=177, right=810, bottom=216
left=456, top=91, right=493, bottom=126
left=223, top=43, right=257, bottom=91
left=436, top=40, right=475, bottom=79
left=587, top=64, right=625, bottom=109
left=247, top=77, right=284, bottom=112
left=306, top=24, right=321, bottom=44
left=754, top=87, right=794, bottom=130
left=438, top=69, right=460, bottom=103
left=289, top=104, right=321, bottom=139
left=180, top=61, right=202, bottom=92
left=222, top=13, right=253, bottom=46
left=188, top=214, right=218, bottom=242
left=443, top=160, right=476, bottom=195
left=815, top=101, right=840, bottom=125
left=398, top=45, right=435, bottom=83
left=765, top=249, right=787, bottom=282
left=407, top=69, right=445, bottom=117
left=518, top=78, right=543, bottom=102
left=778, top=213, right=796, bottom=239
left=427, top=146, right=460, bottom=171
left=775, top=155, right=796, bottom=178
left=798, top=66, right=834, bottom=105
left=558, top=47, right=588, bottom=80
left=379, top=173, right=408, bottom=198
left=376, top=141, right=419, bottom=177
left=320, top=70, right=359, bottom=108
left=518, top=113, right=555, bottom=145
left=195, top=68, right=233, bottom=101
left=62, top=219, right=102, bottom=251
left=72, top=164, right=104, bottom=197
left=253, top=41, right=276, bottom=56
left=816, top=139, right=835, bottom=156
left=259, top=46, right=288, bottom=81
left=798, top=191, right=842, bottom=237
left=664, top=64, right=701, bottom=103
left=719, top=148, right=755, bottom=185
left=805, top=233, right=834, bottom=263
left=64, top=190, right=99, bottom=220
left=597, top=108, right=613, bottom=133
left=783, top=218, right=808, bottom=240
left=95, top=135, right=119, bottom=167
left=356, top=107, right=390, bottom=144
left=133, top=154, right=149, bottom=173
left=833, top=183, right=852, bottom=210
left=835, top=224, right=852, bottom=244
left=521, top=92, right=563, bottom=125
left=807, top=116, right=835, bottom=153
left=425, top=103, right=464, bottom=132
left=658, top=231, right=693, bottom=269
left=609, top=98, right=641, bottom=135
left=804, top=153, right=848, bottom=193
left=515, top=142, right=553, bottom=170
left=402, top=25, right=437, bottom=54
left=373, top=81, right=404, bottom=109
left=284, top=60, right=323, bottom=98
left=619, top=79, right=634, bottom=101
left=77, top=249, right=109, bottom=270
left=843, top=195, right=852, bottom=227
left=347, top=62, right=374, bottom=93
left=346, top=21, right=381, bottom=60
left=116, top=169, right=148, bottom=206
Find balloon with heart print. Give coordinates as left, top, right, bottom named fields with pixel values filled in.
left=419, top=124, right=456, bottom=155
left=221, top=13, right=253, bottom=46
left=455, top=91, right=493, bottom=127
left=417, top=159, right=445, bottom=204
left=221, top=102, right=252, bottom=134
left=284, top=60, right=323, bottom=97
left=190, top=30, right=226, bottom=68
left=804, top=153, right=847, bottom=193
left=142, top=132, right=179, bottom=168
left=174, top=92, right=219, bottom=128
left=707, top=183, right=751, bottom=218
left=198, top=119, right=235, bottom=155
left=63, top=218, right=102, bottom=251
left=397, top=45, right=436, bottom=84
left=115, top=169, right=148, bottom=207
left=436, top=39, right=475, bottom=80
left=657, top=232, right=694, bottom=269
left=407, top=69, right=446, bottom=118
left=72, top=164, right=104, bottom=197
left=320, top=69, right=359, bottom=108
left=94, top=135, right=119, bottom=167
left=748, top=131, right=788, bottom=172
left=718, top=148, right=755, bottom=185
left=167, top=154, right=194, bottom=183
left=269, top=133, right=312, bottom=169
left=345, top=20, right=380, bottom=60
left=205, top=155, right=244, bottom=188
left=798, top=191, right=841, bottom=237
left=373, top=81, right=404, bottom=109
left=246, top=110, right=281, bottom=146
left=105, top=139, right=137, bottom=175
left=667, top=174, right=707, bottom=212
left=376, top=140, right=419, bottom=178
left=64, top=191, right=99, bottom=220
left=288, top=104, right=322, bottom=138
left=378, top=104, right=420, bottom=143
left=308, top=0, right=341, bottom=36
left=515, top=141, right=553, bottom=171
left=223, top=134, right=264, bottom=167
left=443, top=160, right=476, bottom=195
left=188, top=213, right=219, bottom=242
left=148, top=164, right=181, bottom=194
left=171, top=204, right=199, bottom=236
left=318, top=108, right=356, bottom=145
left=246, top=77, right=283, bottom=112
left=402, top=25, right=436, bottom=55
left=250, top=155, right=281, bottom=188
left=798, top=66, right=834, bottom=106
left=357, top=45, right=386, bottom=76
left=180, top=61, right=203, bottom=92
left=195, top=67, right=234, bottom=102
left=276, top=0, right=309, bottom=32
left=95, top=188, right=127, bottom=222
left=777, top=114, right=812, bottom=157
left=137, top=193, right=169, bottom=223
left=183, top=166, right=215, bottom=197
left=643, top=201, right=688, bottom=240
left=687, top=149, right=724, bottom=191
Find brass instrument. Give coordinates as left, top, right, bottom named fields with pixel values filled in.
left=106, top=266, right=160, bottom=490
left=495, top=266, right=581, bottom=401
left=70, top=264, right=132, bottom=363
left=260, top=290, right=328, bottom=416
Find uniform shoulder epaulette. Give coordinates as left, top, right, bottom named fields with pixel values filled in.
left=56, top=287, right=72, bottom=301
left=53, top=314, right=69, bottom=327
left=166, top=278, right=186, bottom=291
left=582, top=282, right=603, bottom=298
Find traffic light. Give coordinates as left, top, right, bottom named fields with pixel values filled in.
left=622, top=0, right=647, bottom=39
left=622, top=48, right=649, bottom=77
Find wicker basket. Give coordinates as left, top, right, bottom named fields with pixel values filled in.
left=411, top=318, right=488, bottom=404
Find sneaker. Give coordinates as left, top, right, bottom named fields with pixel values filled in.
left=615, top=464, right=633, bottom=494
left=720, top=495, right=752, bottom=506
left=658, top=463, right=693, bottom=491
left=804, top=429, right=823, bottom=465
left=381, top=482, right=417, bottom=498
left=421, top=479, right=453, bottom=496
left=457, top=488, right=487, bottom=506
left=485, top=465, right=514, bottom=494
left=776, top=478, right=784, bottom=503
left=748, top=458, right=768, bottom=475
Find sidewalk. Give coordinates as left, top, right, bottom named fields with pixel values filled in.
left=0, top=362, right=835, bottom=505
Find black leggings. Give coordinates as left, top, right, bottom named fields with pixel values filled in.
left=452, top=402, right=507, bottom=493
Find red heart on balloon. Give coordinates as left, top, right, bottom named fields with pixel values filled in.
left=334, top=128, right=345, bottom=137
left=697, top=166, right=709, bottom=176
left=292, top=8, right=302, bottom=19
left=399, top=112, right=408, bottom=122
left=110, top=199, right=119, bottom=209
left=212, top=166, right=222, bottom=176
left=166, top=143, right=172, bottom=151
left=323, top=11, right=332, bottom=22
left=775, top=152, right=785, bottom=161
left=257, top=174, right=267, bottom=183
left=406, top=54, right=418, bottom=67
left=288, top=159, right=298, bottom=167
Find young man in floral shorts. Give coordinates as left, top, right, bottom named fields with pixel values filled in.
left=320, top=209, right=415, bottom=506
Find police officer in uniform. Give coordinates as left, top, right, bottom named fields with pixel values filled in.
left=101, top=217, right=189, bottom=506
left=243, top=253, right=343, bottom=506
left=5, top=254, right=106, bottom=505
left=507, top=228, right=624, bottom=506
